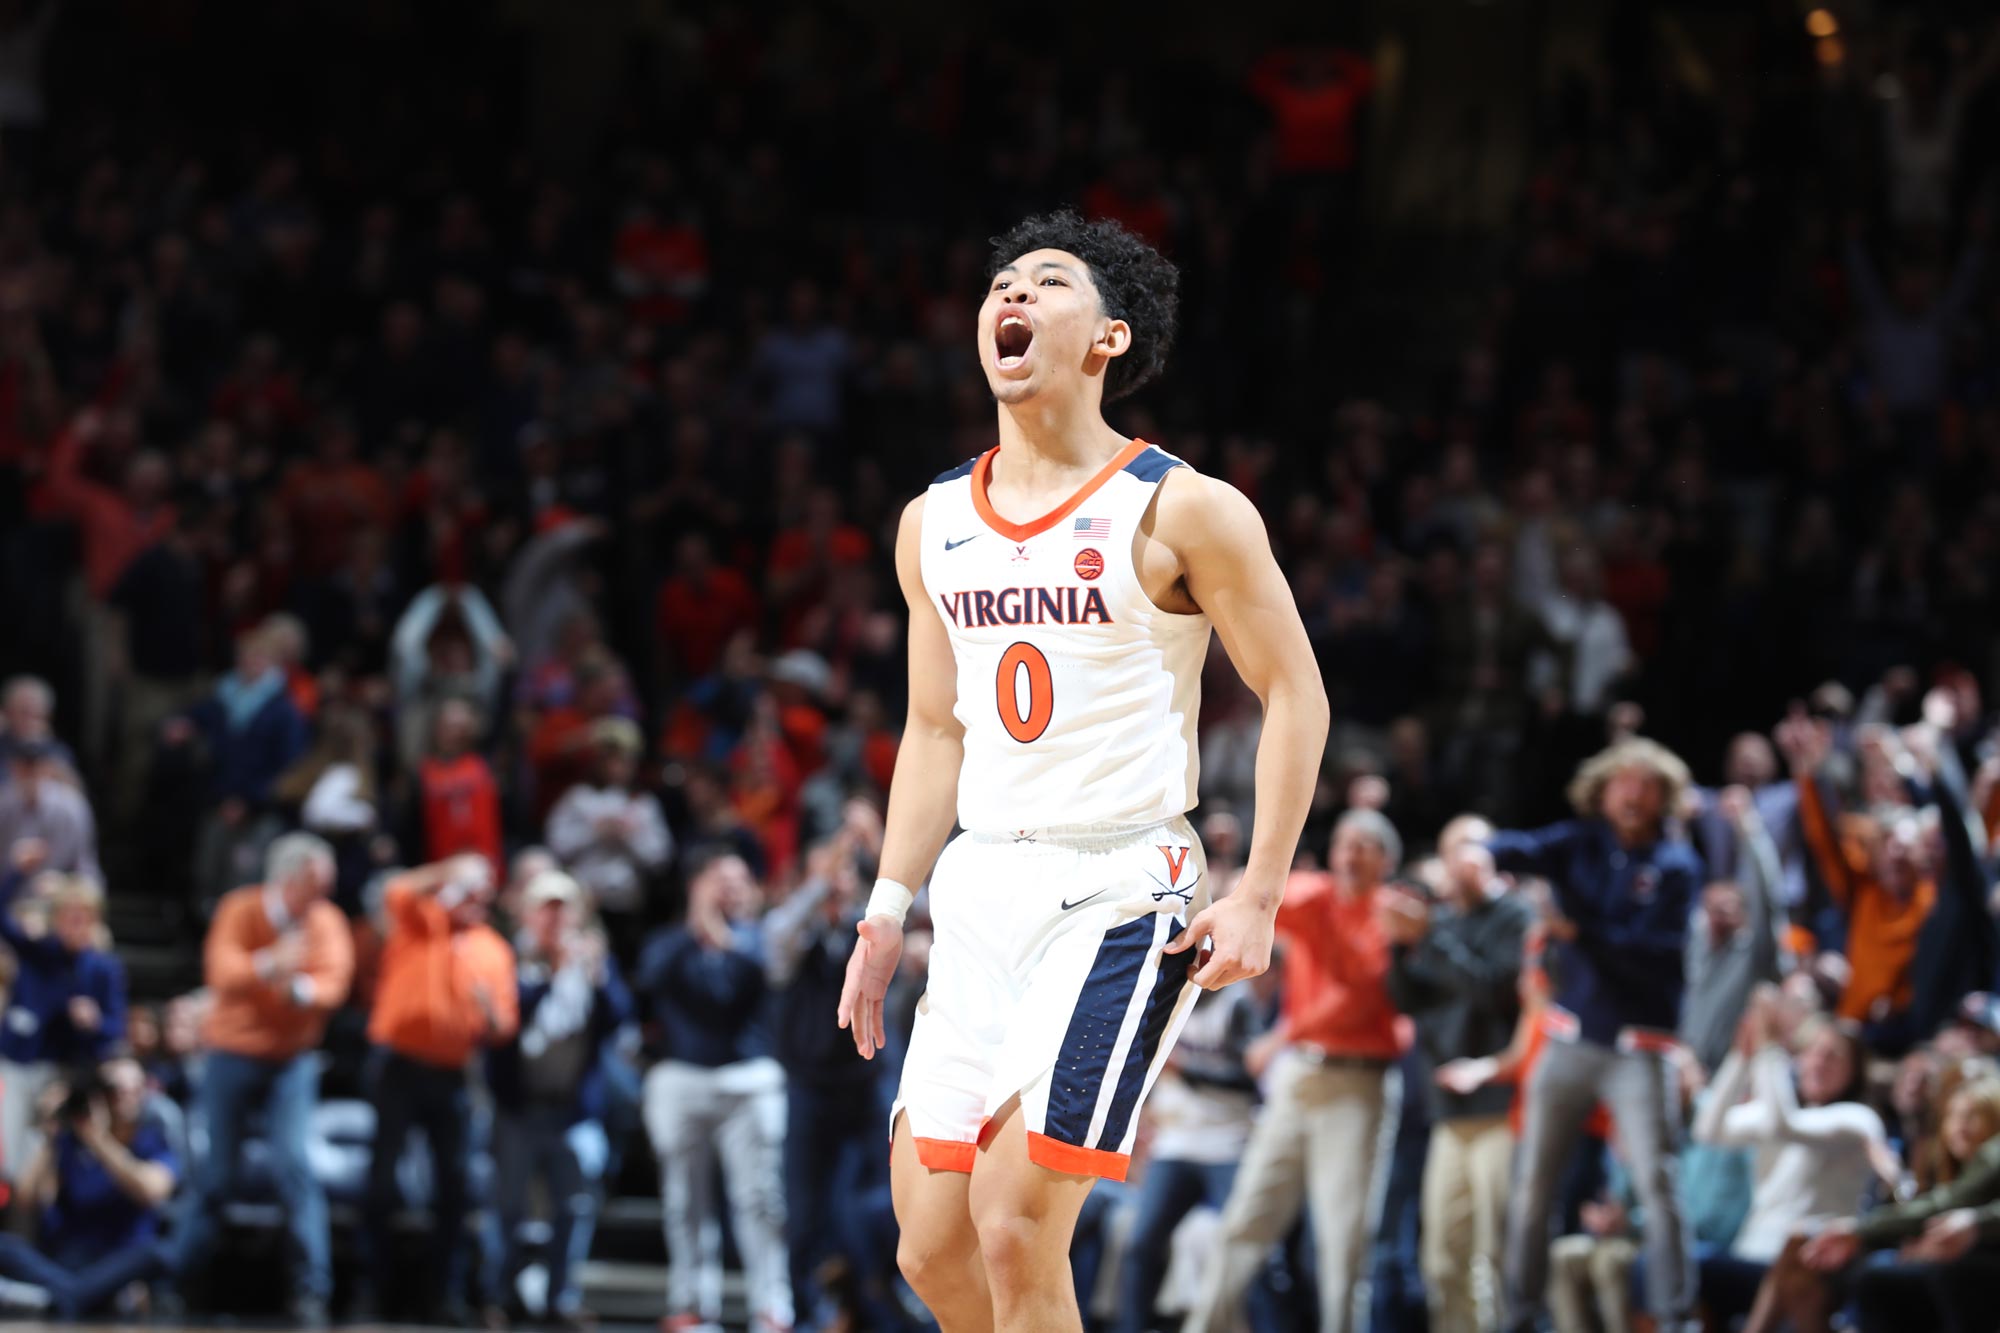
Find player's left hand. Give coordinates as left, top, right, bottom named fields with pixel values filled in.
left=1166, top=890, right=1275, bottom=989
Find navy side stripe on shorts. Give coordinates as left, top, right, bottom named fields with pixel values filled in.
left=1093, top=921, right=1189, bottom=1152
left=1042, top=917, right=1156, bottom=1148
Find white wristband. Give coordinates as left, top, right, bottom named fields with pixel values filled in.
left=865, top=878, right=914, bottom=925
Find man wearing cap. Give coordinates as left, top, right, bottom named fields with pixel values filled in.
left=356, top=853, right=518, bottom=1326
left=1187, top=809, right=1405, bottom=1333
left=545, top=718, right=672, bottom=942
left=167, top=832, right=352, bottom=1326
left=1488, top=738, right=1704, bottom=1333
left=0, top=738, right=100, bottom=884
left=486, top=871, right=633, bottom=1327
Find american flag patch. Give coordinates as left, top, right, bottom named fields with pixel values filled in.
left=1073, top=516, right=1111, bottom=540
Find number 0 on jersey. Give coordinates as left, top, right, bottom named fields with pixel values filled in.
left=997, top=641, right=1055, bottom=743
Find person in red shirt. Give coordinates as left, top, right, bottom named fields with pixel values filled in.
left=29, top=411, right=175, bottom=599
left=1188, top=809, right=1403, bottom=1333
left=1248, top=46, right=1377, bottom=177
left=766, top=488, right=870, bottom=645
left=29, top=408, right=177, bottom=767
left=414, top=697, right=502, bottom=879
left=654, top=532, right=759, bottom=683
left=526, top=652, right=631, bottom=822
left=1082, top=157, right=1174, bottom=253
left=277, top=417, right=395, bottom=580
left=612, top=201, right=710, bottom=326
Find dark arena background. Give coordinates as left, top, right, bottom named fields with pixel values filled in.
left=0, top=1, right=1998, bottom=1331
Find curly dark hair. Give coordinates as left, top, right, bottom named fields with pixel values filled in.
left=987, top=210, right=1179, bottom=402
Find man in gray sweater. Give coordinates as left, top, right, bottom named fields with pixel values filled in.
left=1678, top=785, right=1790, bottom=1072
left=1383, top=815, right=1531, bottom=1333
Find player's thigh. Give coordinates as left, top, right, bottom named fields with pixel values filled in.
left=966, top=1097, right=1099, bottom=1261
left=890, top=1110, right=982, bottom=1269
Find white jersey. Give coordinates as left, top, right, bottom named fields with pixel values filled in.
left=919, top=439, right=1211, bottom=834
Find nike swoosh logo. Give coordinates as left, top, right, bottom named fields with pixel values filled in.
left=1060, top=887, right=1113, bottom=911
left=944, top=535, right=981, bottom=551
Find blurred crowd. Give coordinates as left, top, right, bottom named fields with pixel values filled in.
left=0, top=1, right=1999, bottom=1332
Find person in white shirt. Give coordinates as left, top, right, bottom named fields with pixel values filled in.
left=1692, top=990, right=1886, bottom=1329
left=545, top=718, right=671, bottom=936
left=1535, top=544, right=1632, bottom=716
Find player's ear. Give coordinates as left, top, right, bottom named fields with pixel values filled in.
left=1094, top=317, right=1132, bottom=361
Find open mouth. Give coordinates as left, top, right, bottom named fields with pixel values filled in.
left=995, top=311, right=1034, bottom=368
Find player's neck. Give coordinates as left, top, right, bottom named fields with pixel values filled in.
left=994, top=395, right=1126, bottom=476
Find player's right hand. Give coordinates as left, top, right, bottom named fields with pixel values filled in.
left=837, top=915, right=903, bottom=1060
left=1166, top=891, right=1275, bottom=990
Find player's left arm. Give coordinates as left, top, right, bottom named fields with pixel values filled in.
left=1156, top=471, right=1330, bottom=988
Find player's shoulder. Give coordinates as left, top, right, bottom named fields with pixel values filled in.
left=1149, top=459, right=1260, bottom=543
left=1120, top=440, right=1187, bottom=484
left=929, top=455, right=980, bottom=487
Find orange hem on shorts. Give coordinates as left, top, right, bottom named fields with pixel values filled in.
left=1026, top=1131, right=1131, bottom=1182
left=911, top=1136, right=978, bottom=1174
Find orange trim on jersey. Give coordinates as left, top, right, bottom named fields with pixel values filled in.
left=970, top=438, right=1151, bottom=542
left=1026, top=1131, right=1132, bottom=1182
left=910, top=1136, right=978, bottom=1174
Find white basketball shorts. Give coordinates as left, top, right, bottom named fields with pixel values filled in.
left=892, top=816, right=1209, bottom=1181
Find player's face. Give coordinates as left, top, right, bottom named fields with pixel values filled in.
left=978, top=248, right=1128, bottom=404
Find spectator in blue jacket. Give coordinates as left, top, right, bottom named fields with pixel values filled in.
left=162, top=627, right=310, bottom=911
left=1490, top=737, right=1705, bottom=1333
left=636, top=849, right=791, bottom=1333
left=0, top=1056, right=176, bottom=1318
left=0, top=844, right=126, bottom=1189
left=486, top=870, right=633, bottom=1327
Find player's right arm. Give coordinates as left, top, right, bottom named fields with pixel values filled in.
left=837, top=494, right=964, bottom=1058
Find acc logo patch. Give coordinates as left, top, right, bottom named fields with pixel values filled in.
left=1073, top=548, right=1104, bottom=580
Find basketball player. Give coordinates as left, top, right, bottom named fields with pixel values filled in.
left=836, top=210, right=1329, bottom=1332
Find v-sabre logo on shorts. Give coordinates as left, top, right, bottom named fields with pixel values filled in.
left=1146, top=844, right=1198, bottom=905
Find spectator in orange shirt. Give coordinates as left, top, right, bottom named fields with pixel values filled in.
left=1780, top=712, right=1935, bottom=1045
left=1188, top=810, right=1403, bottom=1333
left=356, top=853, right=517, bottom=1327
left=166, top=833, right=353, bottom=1326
